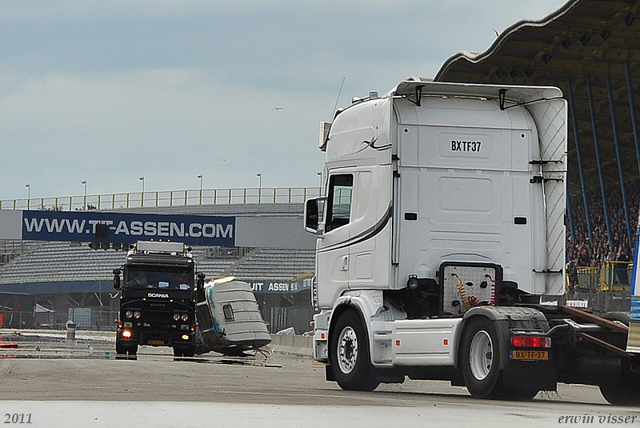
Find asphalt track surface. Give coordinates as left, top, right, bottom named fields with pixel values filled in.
left=0, top=330, right=637, bottom=428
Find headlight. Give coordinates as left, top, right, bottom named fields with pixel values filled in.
left=125, top=310, right=133, bottom=319
left=407, top=274, right=419, bottom=290
left=173, top=313, right=180, bottom=321
left=134, top=311, right=141, bottom=319
left=181, top=313, right=188, bottom=322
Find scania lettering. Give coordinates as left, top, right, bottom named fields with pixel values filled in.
left=304, top=78, right=639, bottom=405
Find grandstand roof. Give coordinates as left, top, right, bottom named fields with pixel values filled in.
left=435, top=0, right=640, bottom=195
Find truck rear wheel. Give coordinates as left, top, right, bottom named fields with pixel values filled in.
left=330, top=310, right=379, bottom=391
left=461, top=317, right=504, bottom=399
left=599, top=370, right=640, bottom=406
left=602, top=311, right=630, bottom=326
left=600, top=382, right=640, bottom=406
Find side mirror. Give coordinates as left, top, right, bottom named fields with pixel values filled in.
left=197, top=272, right=206, bottom=291
left=304, top=199, right=319, bottom=233
left=113, top=268, right=121, bottom=290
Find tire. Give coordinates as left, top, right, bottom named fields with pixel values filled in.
left=460, top=317, right=504, bottom=399
left=496, top=388, right=539, bottom=401
left=116, top=342, right=137, bottom=357
left=174, top=347, right=195, bottom=358
left=602, top=311, right=630, bottom=326
left=329, top=310, right=379, bottom=391
left=600, top=371, right=640, bottom=406
left=599, top=312, right=638, bottom=405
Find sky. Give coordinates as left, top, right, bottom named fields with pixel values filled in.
left=0, top=0, right=569, bottom=202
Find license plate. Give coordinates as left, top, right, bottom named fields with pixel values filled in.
left=510, top=350, right=548, bottom=360
left=148, top=340, right=164, bottom=345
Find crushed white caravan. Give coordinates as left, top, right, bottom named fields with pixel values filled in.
left=195, top=277, right=271, bottom=356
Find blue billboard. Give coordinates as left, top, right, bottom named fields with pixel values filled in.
left=22, top=210, right=235, bottom=246
left=246, top=276, right=313, bottom=294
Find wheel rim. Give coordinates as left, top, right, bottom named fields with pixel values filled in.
left=469, top=330, right=493, bottom=381
left=337, top=326, right=358, bottom=374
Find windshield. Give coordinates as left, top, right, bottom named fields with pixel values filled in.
left=125, top=266, right=194, bottom=290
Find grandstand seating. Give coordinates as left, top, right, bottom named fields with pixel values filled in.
left=230, top=248, right=315, bottom=279
left=0, top=241, right=122, bottom=283
left=0, top=240, right=41, bottom=266
left=0, top=240, right=314, bottom=285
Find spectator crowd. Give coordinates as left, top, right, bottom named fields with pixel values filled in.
left=567, top=180, right=639, bottom=269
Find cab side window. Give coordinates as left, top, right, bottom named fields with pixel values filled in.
left=326, top=174, right=353, bottom=232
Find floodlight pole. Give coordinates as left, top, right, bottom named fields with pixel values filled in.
left=139, top=177, right=145, bottom=207
left=82, top=180, right=87, bottom=210
left=257, top=173, right=262, bottom=203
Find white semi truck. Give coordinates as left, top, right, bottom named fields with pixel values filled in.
left=304, top=78, right=639, bottom=404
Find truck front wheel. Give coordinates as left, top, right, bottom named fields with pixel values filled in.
left=461, top=317, right=504, bottom=399
left=174, top=347, right=195, bottom=358
left=330, top=310, right=379, bottom=391
left=116, top=342, right=137, bottom=358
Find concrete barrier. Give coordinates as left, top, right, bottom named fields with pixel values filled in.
left=268, top=334, right=312, bottom=357
left=0, top=328, right=314, bottom=357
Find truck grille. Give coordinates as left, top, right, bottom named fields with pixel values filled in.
left=141, top=309, right=171, bottom=327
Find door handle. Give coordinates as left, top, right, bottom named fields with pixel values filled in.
left=341, top=255, right=349, bottom=271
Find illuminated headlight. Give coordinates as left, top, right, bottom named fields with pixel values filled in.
left=122, top=330, right=132, bottom=338
left=134, top=311, right=141, bottom=319
left=181, top=313, right=188, bottom=322
left=125, top=310, right=134, bottom=319
left=181, top=334, right=190, bottom=341
left=173, top=313, right=180, bottom=321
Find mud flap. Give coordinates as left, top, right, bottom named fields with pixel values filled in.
left=502, top=359, right=557, bottom=392
left=326, top=364, right=336, bottom=381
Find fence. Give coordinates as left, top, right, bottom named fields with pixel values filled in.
left=552, top=291, right=631, bottom=315
left=0, top=311, right=33, bottom=329
left=0, top=187, right=322, bottom=211
left=269, top=307, right=317, bottom=335
left=0, top=308, right=118, bottom=330
left=574, top=261, right=632, bottom=292
left=4, top=305, right=314, bottom=333
left=68, top=307, right=118, bottom=330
